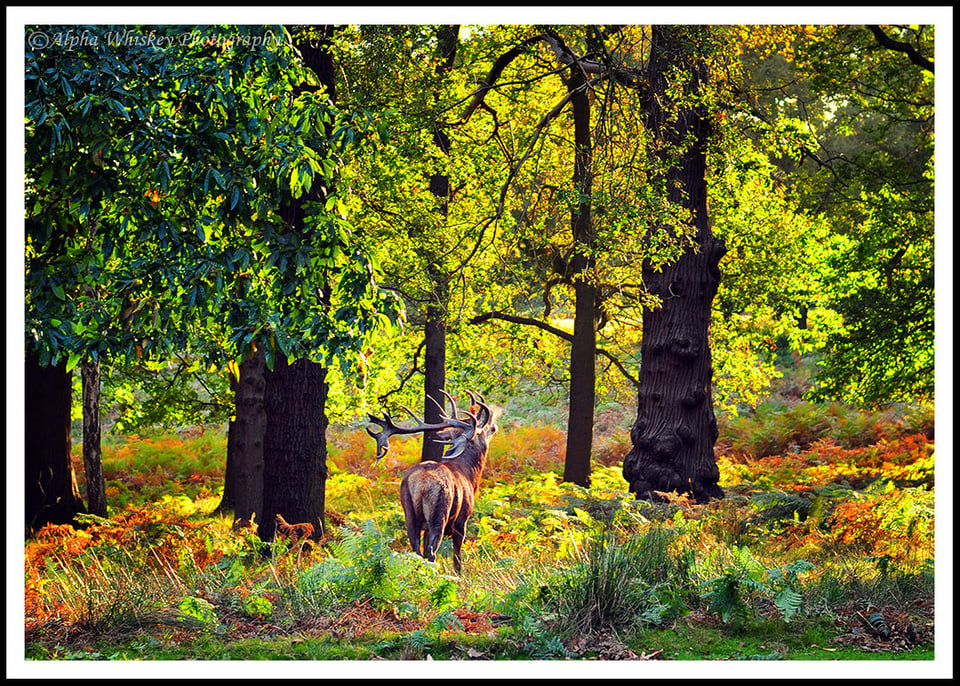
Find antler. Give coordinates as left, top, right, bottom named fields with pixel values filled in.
left=367, top=390, right=477, bottom=462
left=464, top=390, right=494, bottom=432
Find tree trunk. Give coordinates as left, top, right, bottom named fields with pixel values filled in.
left=622, top=25, right=726, bottom=503
left=81, top=358, right=107, bottom=517
left=421, top=25, right=459, bottom=463
left=25, top=351, right=85, bottom=534
left=219, top=348, right=266, bottom=523
left=421, top=305, right=448, bottom=462
left=257, top=26, right=337, bottom=542
left=260, top=356, right=328, bottom=541
left=563, top=65, right=596, bottom=487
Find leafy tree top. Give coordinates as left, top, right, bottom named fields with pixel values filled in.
left=25, top=24, right=399, bottom=373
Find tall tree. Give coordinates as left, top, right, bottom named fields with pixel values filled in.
left=562, top=40, right=598, bottom=486
left=461, top=26, right=689, bottom=485
left=333, top=25, right=499, bottom=439
left=24, top=25, right=396, bottom=531
left=622, top=25, right=728, bottom=503
left=421, top=24, right=461, bottom=462
left=257, top=25, right=340, bottom=543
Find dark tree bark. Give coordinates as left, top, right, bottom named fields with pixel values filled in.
left=422, top=305, right=448, bottom=462
left=218, top=348, right=266, bottom=522
left=421, top=24, right=460, bottom=463
left=563, top=64, right=597, bottom=487
left=622, top=26, right=726, bottom=504
left=81, top=359, right=108, bottom=517
left=259, top=356, right=328, bottom=542
left=25, top=351, right=85, bottom=534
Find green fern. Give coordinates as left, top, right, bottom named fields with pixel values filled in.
left=701, top=572, right=753, bottom=629
left=294, top=521, right=449, bottom=617
left=766, top=560, right=814, bottom=622
left=773, top=587, right=803, bottom=622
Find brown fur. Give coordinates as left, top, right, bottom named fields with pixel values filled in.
left=399, top=428, right=493, bottom=574
left=274, top=513, right=315, bottom=544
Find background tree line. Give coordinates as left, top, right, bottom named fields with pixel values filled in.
left=22, top=23, right=935, bottom=537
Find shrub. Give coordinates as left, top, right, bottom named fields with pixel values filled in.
left=512, top=525, right=692, bottom=638
left=291, top=521, right=456, bottom=618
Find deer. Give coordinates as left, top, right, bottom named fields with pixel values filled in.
left=367, top=390, right=497, bottom=574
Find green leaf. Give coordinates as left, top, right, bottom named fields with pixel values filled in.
left=65, top=351, right=82, bottom=372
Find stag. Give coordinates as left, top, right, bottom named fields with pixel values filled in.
left=367, top=390, right=497, bottom=574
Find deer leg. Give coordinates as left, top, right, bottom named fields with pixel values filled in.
left=406, top=518, right=423, bottom=557
left=424, top=527, right=443, bottom=562
left=451, top=523, right=466, bottom=575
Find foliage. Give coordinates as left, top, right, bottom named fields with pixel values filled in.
left=737, top=24, right=935, bottom=407
left=26, top=389, right=937, bottom=664
left=24, top=24, right=399, bottom=378
left=708, top=134, right=844, bottom=414
left=295, top=520, right=459, bottom=617
left=513, top=525, right=690, bottom=637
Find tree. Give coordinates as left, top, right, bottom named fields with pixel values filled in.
left=332, top=25, right=483, bottom=459
left=256, top=25, right=338, bottom=543
left=459, top=26, right=667, bottom=486
left=561, top=32, right=599, bottom=487
left=80, top=358, right=107, bottom=517
left=23, top=24, right=270, bottom=530
left=25, top=351, right=84, bottom=534
left=792, top=25, right=935, bottom=406
left=24, top=25, right=397, bottom=532
left=622, top=25, right=729, bottom=503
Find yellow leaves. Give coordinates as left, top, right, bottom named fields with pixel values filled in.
left=732, top=24, right=812, bottom=61
left=226, top=358, right=240, bottom=381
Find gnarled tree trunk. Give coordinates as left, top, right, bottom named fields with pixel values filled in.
left=622, top=25, right=726, bottom=503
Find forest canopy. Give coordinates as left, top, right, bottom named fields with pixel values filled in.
left=14, top=11, right=944, bottom=534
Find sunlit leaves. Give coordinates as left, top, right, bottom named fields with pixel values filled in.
left=786, top=25, right=936, bottom=406
left=25, top=24, right=399, bottom=383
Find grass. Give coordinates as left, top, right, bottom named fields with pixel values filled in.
left=21, top=386, right=940, bottom=674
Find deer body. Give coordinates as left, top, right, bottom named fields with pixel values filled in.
left=368, top=391, right=496, bottom=574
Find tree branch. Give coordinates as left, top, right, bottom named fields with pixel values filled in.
left=866, top=25, right=934, bottom=73
left=471, top=310, right=573, bottom=341
left=470, top=311, right=640, bottom=388
left=378, top=337, right=426, bottom=405
left=459, top=34, right=549, bottom=123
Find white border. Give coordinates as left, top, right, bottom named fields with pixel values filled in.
left=7, top=6, right=953, bottom=680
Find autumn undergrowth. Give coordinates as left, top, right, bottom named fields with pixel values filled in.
left=26, top=389, right=937, bottom=664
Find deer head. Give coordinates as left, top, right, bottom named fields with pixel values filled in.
left=366, top=389, right=493, bottom=463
